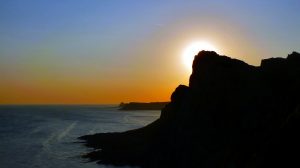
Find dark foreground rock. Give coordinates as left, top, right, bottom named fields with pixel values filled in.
left=79, top=51, right=300, bottom=168
left=119, top=102, right=169, bottom=110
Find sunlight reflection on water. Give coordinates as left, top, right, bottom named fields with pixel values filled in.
left=0, top=105, right=160, bottom=168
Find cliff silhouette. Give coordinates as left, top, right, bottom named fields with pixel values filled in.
left=79, top=51, right=300, bottom=168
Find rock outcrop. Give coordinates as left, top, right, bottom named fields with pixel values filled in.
left=79, top=51, right=300, bottom=168
left=119, top=102, right=169, bottom=110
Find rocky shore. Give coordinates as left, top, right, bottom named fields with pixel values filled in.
left=79, top=51, right=300, bottom=168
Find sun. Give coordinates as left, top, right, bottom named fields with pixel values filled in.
left=182, top=41, right=218, bottom=71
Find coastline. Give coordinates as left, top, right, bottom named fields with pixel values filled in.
left=119, top=102, right=169, bottom=111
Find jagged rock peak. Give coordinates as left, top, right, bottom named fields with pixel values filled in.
left=260, top=51, right=300, bottom=68
left=192, top=50, right=249, bottom=68
left=189, top=50, right=253, bottom=88
left=287, top=51, right=300, bottom=61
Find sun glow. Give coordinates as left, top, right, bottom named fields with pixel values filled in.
left=182, top=41, right=218, bottom=71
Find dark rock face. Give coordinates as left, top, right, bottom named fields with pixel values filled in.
left=79, top=51, right=300, bottom=168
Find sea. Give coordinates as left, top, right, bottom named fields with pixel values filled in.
left=0, top=105, right=160, bottom=168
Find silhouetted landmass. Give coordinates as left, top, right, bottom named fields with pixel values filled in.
left=119, top=102, right=169, bottom=110
left=79, top=51, right=300, bottom=168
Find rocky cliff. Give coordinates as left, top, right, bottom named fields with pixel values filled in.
left=79, top=51, right=300, bottom=168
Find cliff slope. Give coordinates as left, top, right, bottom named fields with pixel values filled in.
left=79, top=51, right=300, bottom=168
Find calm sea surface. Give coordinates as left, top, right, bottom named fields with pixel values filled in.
left=0, top=105, right=160, bottom=168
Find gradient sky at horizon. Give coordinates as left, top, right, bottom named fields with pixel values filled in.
left=1, top=0, right=300, bottom=104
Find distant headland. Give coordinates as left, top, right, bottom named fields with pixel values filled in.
left=119, top=102, right=169, bottom=110
left=79, top=51, right=300, bottom=168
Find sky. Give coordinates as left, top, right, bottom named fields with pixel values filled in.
left=1, top=0, right=300, bottom=104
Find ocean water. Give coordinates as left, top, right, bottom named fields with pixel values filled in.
left=0, top=105, right=160, bottom=168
